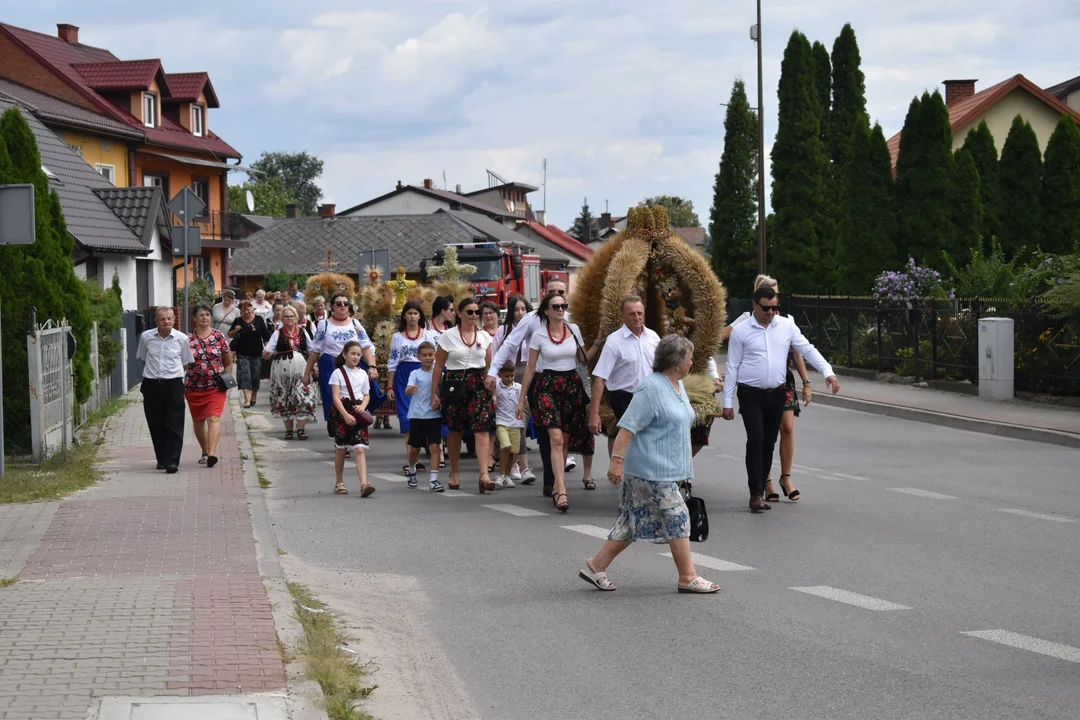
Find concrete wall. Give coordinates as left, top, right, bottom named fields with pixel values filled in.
left=342, top=193, right=448, bottom=216
left=954, top=89, right=1064, bottom=154
left=59, top=130, right=129, bottom=186
left=143, top=226, right=175, bottom=307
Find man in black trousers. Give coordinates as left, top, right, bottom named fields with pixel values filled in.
left=136, top=306, right=193, bottom=473
left=722, top=285, right=840, bottom=512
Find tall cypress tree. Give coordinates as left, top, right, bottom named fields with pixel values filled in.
left=951, top=148, right=983, bottom=266
left=893, top=91, right=955, bottom=268
left=828, top=23, right=868, bottom=171
left=1040, top=115, right=1080, bottom=255
left=811, top=41, right=832, bottom=145
left=770, top=30, right=832, bottom=294
left=709, top=79, right=759, bottom=295
left=961, top=121, right=1001, bottom=243
left=838, top=119, right=896, bottom=294
left=997, top=115, right=1042, bottom=260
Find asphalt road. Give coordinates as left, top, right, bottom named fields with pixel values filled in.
left=249, top=401, right=1080, bottom=720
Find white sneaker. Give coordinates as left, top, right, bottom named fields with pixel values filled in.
left=520, top=467, right=536, bottom=484
left=502, top=475, right=515, bottom=488
left=494, top=475, right=508, bottom=489
left=509, top=466, right=522, bottom=482
left=565, top=455, right=577, bottom=472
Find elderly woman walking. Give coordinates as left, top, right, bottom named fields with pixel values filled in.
left=185, top=303, right=233, bottom=469
left=264, top=306, right=318, bottom=439
left=579, top=335, right=719, bottom=594
left=228, top=301, right=271, bottom=408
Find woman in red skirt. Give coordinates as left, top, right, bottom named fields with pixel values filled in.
left=185, top=303, right=233, bottom=468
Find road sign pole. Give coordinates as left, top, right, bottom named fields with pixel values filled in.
left=183, top=192, right=189, bottom=330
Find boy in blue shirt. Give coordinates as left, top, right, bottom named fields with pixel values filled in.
left=405, top=342, right=444, bottom=491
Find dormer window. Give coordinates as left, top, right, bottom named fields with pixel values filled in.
left=192, top=105, right=204, bottom=137
left=142, top=93, right=157, bottom=128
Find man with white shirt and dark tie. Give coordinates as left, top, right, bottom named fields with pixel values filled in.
left=722, top=285, right=840, bottom=512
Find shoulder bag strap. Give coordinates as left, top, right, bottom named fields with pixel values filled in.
left=570, top=326, right=588, bottom=366
left=340, top=369, right=357, bottom=402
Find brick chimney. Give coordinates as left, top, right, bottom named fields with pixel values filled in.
left=57, top=24, right=79, bottom=44
left=600, top=212, right=613, bottom=229
left=423, top=178, right=433, bottom=189
left=319, top=203, right=336, bottom=218
left=395, top=180, right=404, bottom=190
left=943, top=79, right=977, bottom=106
left=285, top=203, right=299, bottom=219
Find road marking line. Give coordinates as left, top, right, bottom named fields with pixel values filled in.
left=717, top=453, right=740, bottom=461
left=996, top=509, right=1076, bottom=523
left=661, top=551, right=754, bottom=572
left=829, top=472, right=870, bottom=482
left=482, top=504, right=548, bottom=517
left=790, top=586, right=911, bottom=611
left=792, top=463, right=823, bottom=473
left=960, top=631, right=1080, bottom=663
left=561, top=524, right=611, bottom=540
left=371, top=473, right=406, bottom=484
left=442, top=490, right=474, bottom=497
left=887, top=487, right=959, bottom=500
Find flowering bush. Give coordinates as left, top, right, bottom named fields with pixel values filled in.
left=1013, top=251, right=1080, bottom=298
left=873, top=259, right=954, bottom=301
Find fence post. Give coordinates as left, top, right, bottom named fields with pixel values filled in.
left=910, top=303, right=920, bottom=380
left=931, top=302, right=938, bottom=381
left=876, top=299, right=883, bottom=374
left=972, top=297, right=981, bottom=388
left=27, top=326, right=42, bottom=462
left=846, top=296, right=853, bottom=366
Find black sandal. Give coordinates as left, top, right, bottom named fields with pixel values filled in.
left=284, top=430, right=294, bottom=440
left=297, top=429, right=307, bottom=440
left=764, top=476, right=780, bottom=503
left=582, top=478, right=596, bottom=490
left=780, top=474, right=800, bottom=502
left=553, top=492, right=569, bottom=513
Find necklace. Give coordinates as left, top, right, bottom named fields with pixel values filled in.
left=458, top=325, right=477, bottom=347
left=547, top=323, right=568, bottom=345
left=405, top=326, right=422, bottom=341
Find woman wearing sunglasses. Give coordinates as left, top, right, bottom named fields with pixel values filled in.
left=304, top=293, right=382, bottom=422
left=516, top=291, right=597, bottom=512
left=430, top=297, right=497, bottom=492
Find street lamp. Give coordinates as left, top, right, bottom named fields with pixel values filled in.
left=751, top=0, right=767, bottom=275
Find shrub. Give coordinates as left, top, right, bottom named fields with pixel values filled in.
left=873, top=258, right=954, bottom=301
left=946, top=240, right=1017, bottom=298
left=263, top=270, right=309, bottom=292
left=176, top=276, right=215, bottom=307
left=83, top=273, right=124, bottom=376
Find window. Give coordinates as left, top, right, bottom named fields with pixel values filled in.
left=143, top=175, right=163, bottom=188
left=191, top=105, right=204, bottom=137
left=96, top=164, right=115, bottom=183
left=192, top=179, right=209, bottom=203
left=142, top=93, right=157, bottom=128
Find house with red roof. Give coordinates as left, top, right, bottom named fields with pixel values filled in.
left=0, top=20, right=249, bottom=296
left=886, top=75, right=1080, bottom=168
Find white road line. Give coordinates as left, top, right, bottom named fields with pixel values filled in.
left=482, top=504, right=548, bottom=517
left=561, top=524, right=612, bottom=540
left=829, top=472, right=871, bottom=482
left=996, top=508, right=1076, bottom=523
left=660, top=551, right=754, bottom=572
left=442, top=490, right=474, bottom=498
left=792, top=463, right=823, bottom=473
left=887, top=487, right=959, bottom=500
left=716, top=453, right=740, bottom=461
left=790, top=586, right=911, bottom=611
left=960, top=631, right=1080, bottom=663
left=371, top=473, right=407, bottom=484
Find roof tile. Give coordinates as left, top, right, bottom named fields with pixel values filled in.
left=72, top=59, right=163, bottom=91
left=516, top=221, right=594, bottom=261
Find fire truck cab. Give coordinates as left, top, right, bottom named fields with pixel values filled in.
left=431, top=241, right=543, bottom=307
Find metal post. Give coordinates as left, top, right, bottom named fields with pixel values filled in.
left=755, top=0, right=767, bottom=275
left=183, top=193, right=190, bottom=332
left=0, top=306, right=4, bottom=478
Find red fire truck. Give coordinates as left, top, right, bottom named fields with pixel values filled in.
left=427, top=242, right=567, bottom=307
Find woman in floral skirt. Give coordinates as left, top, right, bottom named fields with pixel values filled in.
left=263, top=306, right=317, bottom=439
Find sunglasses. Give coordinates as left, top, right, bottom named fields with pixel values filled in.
left=462, top=309, right=479, bottom=316
left=333, top=301, right=350, bottom=307
left=551, top=289, right=565, bottom=296
left=550, top=303, right=568, bottom=311
left=757, top=303, right=782, bottom=314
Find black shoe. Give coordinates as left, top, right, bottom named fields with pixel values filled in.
left=543, top=486, right=553, bottom=498
left=165, top=465, right=179, bottom=474
left=156, top=463, right=165, bottom=470
left=749, top=494, right=768, bottom=513
left=206, top=455, right=218, bottom=468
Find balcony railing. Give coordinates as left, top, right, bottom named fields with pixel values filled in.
left=169, top=210, right=258, bottom=242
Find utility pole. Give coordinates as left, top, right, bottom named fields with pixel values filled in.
left=753, top=0, right=767, bottom=275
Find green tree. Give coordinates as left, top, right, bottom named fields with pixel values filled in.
left=951, top=148, right=983, bottom=266
left=1040, top=115, right=1080, bottom=255
left=960, top=121, right=1001, bottom=244
left=227, top=176, right=294, bottom=217
left=838, top=119, right=896, bottom=294
left=709, top=79, right=759, bottom=295
left=997, top=115, right=1042, bottom=260
left=638, top=195, right=701, bottom=227
left=570, top=198, right=597, bottom=243
left=248, top=151, right=324, bottom=216
left=771, top=30, right=834, bottom=294
left=83, top=273, right=124, bottom=376
left=811, top=40, right=832, bottom=145
left=893, top=91, right=955, bottom=268
left=828, top=23, right=868, bottom=171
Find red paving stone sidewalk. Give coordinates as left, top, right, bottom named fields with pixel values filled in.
left=0, top=396, right=285, bottom=719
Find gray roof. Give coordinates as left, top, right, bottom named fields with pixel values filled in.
left=0, top=99, right=146, bottom=253
left=0, top=77, right=143, bottom=140
left=339, top=184, right=516, bottom=220
left=94, top=186, right=172, bottom=249
left=229, top=214, right=476, bottom=276
left=241, top=214, right=279, bottom=230
left=439, top=209, right=574, bottom=265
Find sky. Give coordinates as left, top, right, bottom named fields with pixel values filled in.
left=5, top=1, right=1080, bottom=229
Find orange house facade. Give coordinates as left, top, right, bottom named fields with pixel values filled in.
left=0, top=20, right=248, bottom=296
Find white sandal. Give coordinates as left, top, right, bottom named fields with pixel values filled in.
left=578, top=562, right=616, bottom=591
left=678, top=576, right=720, bottom=594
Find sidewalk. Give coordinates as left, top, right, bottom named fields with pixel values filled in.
left=0, top=396, right=288, bottom=719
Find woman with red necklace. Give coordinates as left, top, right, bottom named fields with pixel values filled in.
left=263, top=306, right=317, bottom=439
left=430, top=297, right=496, bottom=493
left=387, top=301, right=437, bottom=458
left=516, top=291, right=596, bottom=512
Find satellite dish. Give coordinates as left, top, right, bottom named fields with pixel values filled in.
left=245, top=189, right=255, bottom=213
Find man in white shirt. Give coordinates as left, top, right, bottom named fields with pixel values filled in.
left=136, top=306, right=194, bottom=473
left=251, top=289, right=273, bottom=319
left=487, top=278, right=570, bottom=495
left=722, top=285, right=839, bottom=513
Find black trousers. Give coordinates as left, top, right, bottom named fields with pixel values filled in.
left=737, top=384, right=787, bottom=496
left=527, top=383, right=555, bottom=489
left=142, top=378, right=186, bottom=467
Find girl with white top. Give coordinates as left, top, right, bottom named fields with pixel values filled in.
left=327, top=340, right=375, bottom=497
left=303, top=293, right=381, bottom=422
left=517, top=291, right=598, bottom=512
left=430, top=296, right=496, bottom=493
left=386, top=301, right=437, bottom=443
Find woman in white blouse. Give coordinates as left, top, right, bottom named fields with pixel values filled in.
left=303, top=293, right=380, bottom=422
left=430, top=297, right=496, bottom=493
left=517, top=291, right=598, bottom=512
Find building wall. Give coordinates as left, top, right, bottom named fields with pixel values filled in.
left=135, top=153, right=222, bottom=213
left=954, top=89, right=1065, bottom=154
left=343, top=193, right=449, bottom=216
left=143, top=226, right=175, bottom=308
left=0, top=34, right=96, bottom=109
left=1066, top=90, right=1080, bottom=113
left=58, top=130, right=129, bottom=186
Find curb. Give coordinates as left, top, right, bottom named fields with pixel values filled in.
left=231, top=399, right=330, bottom=720
left=813, top=393, right=1080, bottom=449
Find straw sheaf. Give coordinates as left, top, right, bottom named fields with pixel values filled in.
left=406, top=285, right=437, bottom=318
left=599, top=235, right=650, bottom=343
left=305, top=273, right=356, bottom=304
left=652, top=234, right=727, bottom=374
left=567, top=232, right=626, bottom=345
left=432, top=280, right=473, bottom=308
left=682, top=372, right=722, bottom=425
left=356, top=284, right=395, bottom=328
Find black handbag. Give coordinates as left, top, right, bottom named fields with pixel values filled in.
left=215, top=371, right=237, bottom=391
left=440, top=371, right=468, bottom=401
left=682, top=481, right=709, bottom=542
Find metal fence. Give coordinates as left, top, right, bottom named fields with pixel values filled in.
left=788, top=296, right=1080, bottom=396
left=78, top=322, right=111, bottom=426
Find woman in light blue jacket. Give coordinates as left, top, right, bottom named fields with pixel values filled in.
left=578, top=334, right=719, bottom=594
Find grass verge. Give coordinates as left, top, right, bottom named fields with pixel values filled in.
left=258, top=471, right=271, bottom=489
left=0, top=576, right=18, bottom=589
left=287, top=581, right=377, bottom=720
left=0, top=398, right=130, bottom=504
